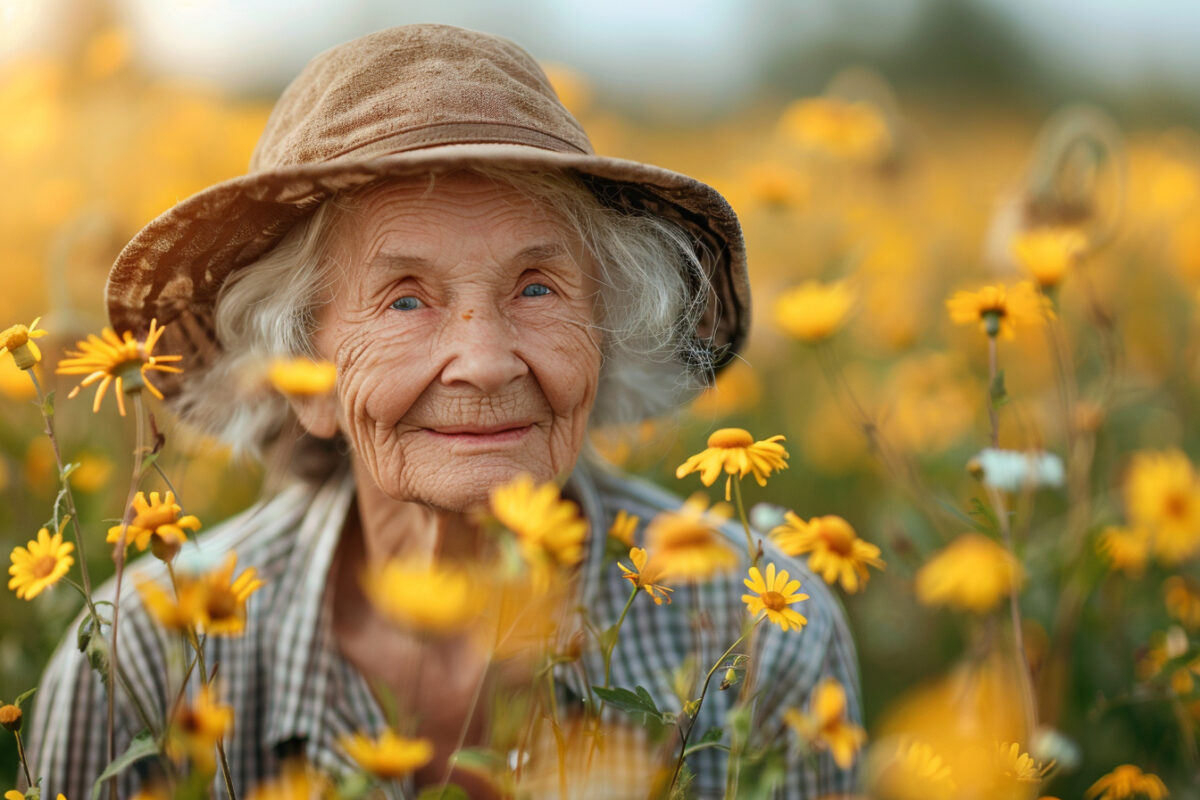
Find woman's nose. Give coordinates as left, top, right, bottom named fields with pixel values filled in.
left=437, top=305, right=529, bottom=393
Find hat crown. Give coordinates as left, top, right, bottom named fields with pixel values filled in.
left=250, top=24, right=594, bottom=171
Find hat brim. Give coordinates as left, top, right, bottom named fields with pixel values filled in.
left=106, top=142, right=750, bottom=398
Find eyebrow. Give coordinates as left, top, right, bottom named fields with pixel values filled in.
left=370, top=242, right=571, bottom=272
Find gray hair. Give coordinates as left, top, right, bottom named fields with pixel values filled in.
left=176, top=166, right=716, bottom=472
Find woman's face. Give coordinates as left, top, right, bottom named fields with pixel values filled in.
left=302, top=173, right=602, bottom=511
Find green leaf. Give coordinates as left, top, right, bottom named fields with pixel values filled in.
left=84, top=628, right=113, bottom=692
left=989, top=369, right=1008, bottom=407
left=77, top=614, right=98, bottom=653
left=13, top=687, right=37, bottom=709
left=415, top=785, right=469, bottom=800
left=697, top=727, right=723, bottom=746
left=91, top=729, right=159, bottom=800
left=40, top=390, right=55, bottom=418
left=592, top=685, right=663, bottom=722
left=59, top=462, right=79, bottom=483
left=139, top=451, right=160, bottom=473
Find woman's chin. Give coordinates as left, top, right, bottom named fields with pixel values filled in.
left=373, top=456, right=561, bottom=513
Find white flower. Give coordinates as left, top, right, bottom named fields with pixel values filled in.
left=970, top=448, right=1064, bottom=491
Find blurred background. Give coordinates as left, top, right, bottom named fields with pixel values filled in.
left=3, top=0, right=1200, bottom=796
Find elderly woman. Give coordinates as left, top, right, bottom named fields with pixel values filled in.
left=29, top=24, right=859, bottom=799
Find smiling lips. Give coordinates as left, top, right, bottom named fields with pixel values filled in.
left=424, top=423, right=534, bottom=445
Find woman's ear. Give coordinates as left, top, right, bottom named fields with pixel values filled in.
left=288, top=392, right=341, bottom=439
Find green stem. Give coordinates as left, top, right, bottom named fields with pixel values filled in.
left=60, top=579, right=161, bottom=739
left=14, top=730, right=32, bottom=788
left=602, top=586, right=639, bottom=690
left=668, top=617, right=763, bottom=794
left=987, top=333, right=1000, bottom=448
left=731, top=478, right=758, bottom=568
left=28, top=372, right=97, bottom=609
left=985, top=484, right=1037, bottom=743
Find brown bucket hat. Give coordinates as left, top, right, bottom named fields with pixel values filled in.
left=106, top=24, right=750, bottom=397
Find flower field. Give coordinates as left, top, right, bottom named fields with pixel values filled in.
left=3, top=20, right=1200, bottom=800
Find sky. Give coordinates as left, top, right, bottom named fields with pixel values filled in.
left=3, top=0, right=1200, bottom=108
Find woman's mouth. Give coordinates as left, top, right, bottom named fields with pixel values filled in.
left=423, top=424, right=534, bottom=446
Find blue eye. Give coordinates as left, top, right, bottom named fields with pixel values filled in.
left=521, top=283, right=552, bottom=297
left=390, top=296, right=422, bottom=311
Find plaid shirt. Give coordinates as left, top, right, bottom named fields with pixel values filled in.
left=28, top=461, right=861, bottom=798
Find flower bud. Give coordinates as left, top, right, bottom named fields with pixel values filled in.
left=11, top=344, right=37, bottom=371
left=150, top=531, right=182, bottom=563
left=0, top=704, right=22, bottom=732
left=719, top=667, right=738, bottom=691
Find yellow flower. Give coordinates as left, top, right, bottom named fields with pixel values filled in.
left=773, top=281, right=854, bottom=342
left=876, top=739, right=957, bottom=800
left=779, top=96, right=892, bottom=163
left=141, top=554, right=263, bottom=636
left=1165, top=575, right=1200, bottom=629
left=8, top=518, right=74, bottom=600
left=1, top=316, right=48, bottom=370
left=742, top=562, right=809, bottom=632
left=362, top=559, right=481, bottom=634
left=645, top=495, right=738, bottom=582
left=1097, top=526, right=1151, bottom=576
left=136, top=577, right=197, bottom=633
left=197, top=554, right=263, bottom=636
left=339, top=729, right=433, bottom=779
left=1086, top=764, right=1169, bottom=799
left=1011, top=227, right=1086, bottom=289
left=771, top=513, right=884, bottom=593
left=914, top=534, right=1024, bottom=614
left=107, top=491, right=200, bottom=556
left=607, top=510, right=639, bottom=548
left=168, top=685, right=232, bottom=772
left=5, top=791, right=23, bottom=800
left=267, top=356, right=337, bottom=396
left=783, top=678, right=865, bottom=768
left=675, top=428, right=789, bottom=501
left=618, top=547, right=674, bottom=605
left=490, top=474, right=588, bottom=569
left=1125, top=449, right=1200, bottom=564
left=996, top=741, right=1052, bottom=783
left=945, top=281, right=1052, bottom=340
left=56, top=318, right=184, bottom=416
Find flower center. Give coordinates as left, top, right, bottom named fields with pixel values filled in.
left=761, top=590, right=787, bottom=611
left=659, top=522, right=714, bottom=550
left=819, top=522, right=856, bottom=556
left=1164, top=491, right=1190, bottom=519
left=31, top=555, right=58, bottom=579
left=708, top=428, right=754, bottom=449
left=205, top=588, right=238, bottom=621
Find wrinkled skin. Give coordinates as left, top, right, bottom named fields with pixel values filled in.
left=295, top=172, right=602, bottom=511
left=292, top=172, right=602, bottom=794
